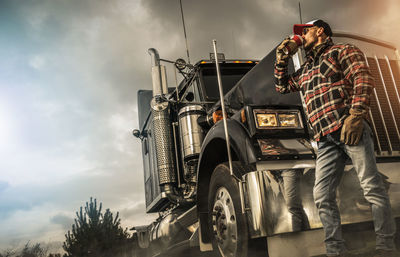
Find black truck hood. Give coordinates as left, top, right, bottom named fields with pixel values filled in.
left=221, top=47, right=302, bottom=111
left=138, top=48, right=303, bottom=130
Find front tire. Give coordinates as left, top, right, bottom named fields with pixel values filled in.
left=208, top=162, right=267, bottom=257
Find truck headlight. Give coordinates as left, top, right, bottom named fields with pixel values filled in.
left=253, top=109, right=303, bottom=129
left=278, top=113, right=299, bottom=127
left=256, top=113, right=277, bottom=127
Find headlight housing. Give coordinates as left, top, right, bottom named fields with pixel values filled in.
left=253, top=109, right=302, bottom=129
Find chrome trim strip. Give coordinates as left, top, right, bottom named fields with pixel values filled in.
left=239, top=180, right=246, bottom=215
left=385, top=55, right=400, bottom=142
left=375, top=55, right=400, bottom=139
left=374, top=56, right=394, bottom=153
left=364, top=54, right=383, bottom=153
left=385, top=55, right=400, bottom=107
left=256, top=159, right=315, bottom=170
left=372, top=87, right=392, bottom=153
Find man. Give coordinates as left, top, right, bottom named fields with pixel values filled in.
left=274, top=19, right=397, bottom=257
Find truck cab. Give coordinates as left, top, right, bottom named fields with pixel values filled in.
left=137, top=56, right=260, bottom=213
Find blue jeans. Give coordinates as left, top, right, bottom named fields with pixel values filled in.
left=313, top=121, right=395, bottom=256
left=279, top=169, right=310, bottom=231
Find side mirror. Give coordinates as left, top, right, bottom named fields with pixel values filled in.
left=132, top=129, right=141, bottom=138
left=175, top=58, right=187, bottom=71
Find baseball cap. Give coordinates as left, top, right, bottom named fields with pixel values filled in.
left=293, top=19, right=333, bottom=37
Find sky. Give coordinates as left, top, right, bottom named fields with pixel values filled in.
left=1, top=0, right=400, bottom=252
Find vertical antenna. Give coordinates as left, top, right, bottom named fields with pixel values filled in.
left=213, top=39, right=236, bottom=180
left=298, top=2, right=303, bottom=23
left=179, top=0, right=191, bottom=64
left=232, top=30, right=237, bottom=57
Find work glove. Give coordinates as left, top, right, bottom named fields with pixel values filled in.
left=276, top=38, right=290, bottom=66
left=340, top=109, right=365, bottom=145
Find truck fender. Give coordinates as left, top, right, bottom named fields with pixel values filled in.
left=196, top=119, right=257, bottom=244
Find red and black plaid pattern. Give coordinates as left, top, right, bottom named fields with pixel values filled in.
left=274, top=38, right=374, bottom=140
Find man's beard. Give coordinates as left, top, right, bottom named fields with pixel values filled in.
left=304, top=41, right=315, bottom=51
left=304, top=38, right=317, bottom=52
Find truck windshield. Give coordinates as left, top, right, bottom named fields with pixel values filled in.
left=200, top=64, right=255, bottom=101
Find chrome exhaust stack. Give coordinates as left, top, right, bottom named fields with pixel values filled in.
left=148, top=48, right=193, bottom=204
left=148, top=48, right=177, bottom=188
left=148, top=48, right=168, bottom=96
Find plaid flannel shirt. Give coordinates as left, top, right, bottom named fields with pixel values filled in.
left=274, top=38, right=374, bottom=140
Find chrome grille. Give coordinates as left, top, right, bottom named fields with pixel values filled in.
left=389, top=59, right=400, bottom=131
left=366, top=57, right=400, bottom=154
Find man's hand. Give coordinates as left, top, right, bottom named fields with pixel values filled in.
left=340, top=109, right=365, bottom=145
left=276, top=38, right=290, bottom=66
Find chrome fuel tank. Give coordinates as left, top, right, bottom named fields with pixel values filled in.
left=178, top=105, right=206, bottom=162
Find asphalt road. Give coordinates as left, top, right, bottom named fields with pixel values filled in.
left=313, top=245, right=400, bottom=257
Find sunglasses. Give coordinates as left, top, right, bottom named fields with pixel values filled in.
left=302, top=26, right=316, bottom=35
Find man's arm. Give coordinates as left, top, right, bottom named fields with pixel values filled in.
left=339, top=44, right=375, bottom=115
left=274, top=60, right=303, bottom=94
left=339, top=44, right=375, bottom=145
left=274, top=39, right=303, bottom=94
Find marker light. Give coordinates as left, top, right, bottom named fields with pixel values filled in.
left=212, top=110, right=224, bottom=124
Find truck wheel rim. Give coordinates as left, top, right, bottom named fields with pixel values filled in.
left=212, top=187, right=238, bottom=257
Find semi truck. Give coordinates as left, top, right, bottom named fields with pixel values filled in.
left=131, top=32, right=400, bottom=257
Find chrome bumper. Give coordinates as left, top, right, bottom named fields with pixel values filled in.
left=242, top=162, right=400, bottom=238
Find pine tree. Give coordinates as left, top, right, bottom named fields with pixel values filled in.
left=63, top=198, right=130, bottom=257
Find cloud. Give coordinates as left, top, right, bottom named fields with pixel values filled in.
left=28, top=55, right=46, bottom=70
left=50, top=214, right=75, bottom=231
left=0, top=181, right=9, bottom=192
left=140, top=0, right=400, bottom=60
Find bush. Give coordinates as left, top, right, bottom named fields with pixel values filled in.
left=0, top=242, right=61, bottom=257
